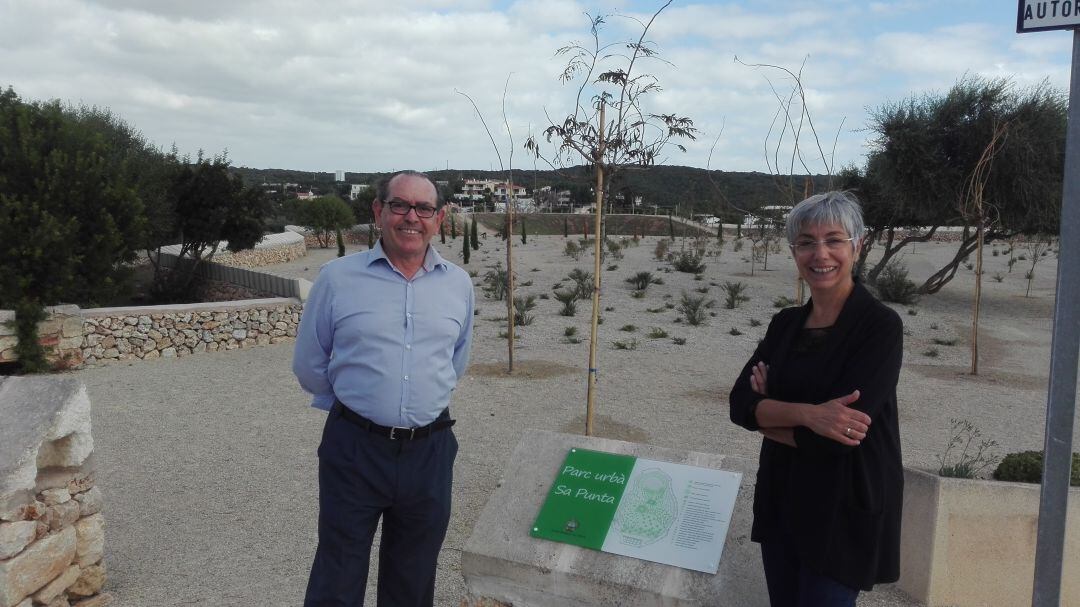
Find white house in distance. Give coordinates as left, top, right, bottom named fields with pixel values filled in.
left=335, top=170, right=345, bottom=182
left=455, top=179, right=528, bottom=202
left=349, top=184, right=369, bottom=200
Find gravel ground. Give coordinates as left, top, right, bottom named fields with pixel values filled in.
left=71, top=234, right=1075, bottom=606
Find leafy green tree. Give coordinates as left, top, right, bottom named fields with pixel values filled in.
left=851, top=76, right=1065, bottom=294
left=0, top=87, right=151, bottom=369
left=349, top=186, right=375, bottom=224
left=151, top=154, right=268, bottom=299
left=297, top=195, right=354, bottom=248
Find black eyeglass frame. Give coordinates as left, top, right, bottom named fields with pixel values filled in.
left=381, top=199, right=440, bottom=219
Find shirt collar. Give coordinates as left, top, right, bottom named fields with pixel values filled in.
left=367, top=239, right=448, bottom=274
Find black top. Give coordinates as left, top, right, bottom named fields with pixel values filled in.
left=729, top=281, right=904, bottom=591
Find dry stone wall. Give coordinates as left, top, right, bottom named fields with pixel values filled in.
left=0, top=377, right=111, bottom=607
left=80, top=300, right=302, bottom=364
left=215, top=241, right=306, bottom=268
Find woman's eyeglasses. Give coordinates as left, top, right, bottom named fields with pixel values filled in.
left=790, top=237, right=855, bottom=254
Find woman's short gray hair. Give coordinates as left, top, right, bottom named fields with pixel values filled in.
left=785, top=190, right=865, bottom=245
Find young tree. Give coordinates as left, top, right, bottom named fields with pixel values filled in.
left=524, top=1, right=696, bottom=435
left=297, top=195, right=355, bottom=248
left=151, top=154, right=268, bottom=300
left=461, top=224, right=470, bottom=265
left=471, top=215, right=479, bottom=250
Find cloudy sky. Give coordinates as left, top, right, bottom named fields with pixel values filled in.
left=2, top=0, right=1073, bottom=175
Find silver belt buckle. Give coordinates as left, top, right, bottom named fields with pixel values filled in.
left=389, top=426, right=414, bottom=440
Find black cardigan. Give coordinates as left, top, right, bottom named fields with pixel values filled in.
left=729, top=282, right=904, bottom=591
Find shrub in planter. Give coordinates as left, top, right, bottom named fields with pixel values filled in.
left=992, top=450, right=1080, bottom=486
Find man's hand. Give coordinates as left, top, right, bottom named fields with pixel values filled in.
left=803, top=390, right=870, bottom=446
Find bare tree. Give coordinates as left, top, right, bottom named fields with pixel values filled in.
left=526, top=1, right=696, bottom=436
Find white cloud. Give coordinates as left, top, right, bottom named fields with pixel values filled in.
left=0, top=0, right=1070, bottom=174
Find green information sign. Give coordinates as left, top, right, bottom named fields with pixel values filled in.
left=530, top=448, right=637, bottom=550
left=531, top=448, right=742, bottom=574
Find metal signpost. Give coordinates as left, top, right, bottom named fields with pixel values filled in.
left=1016, top=3, right=1080, bottom=605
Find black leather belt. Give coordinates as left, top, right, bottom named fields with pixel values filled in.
left=333, top=401, right=455, bottom=441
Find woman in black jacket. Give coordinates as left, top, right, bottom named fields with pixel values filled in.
left=729, top=191, right=903, bottom=607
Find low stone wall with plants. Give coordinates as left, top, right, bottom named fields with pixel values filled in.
left=79, top=299, right=302, bottom=364
left=215, top=241, right=307, bottom=268
left=1, top=376, right=111, bottom=607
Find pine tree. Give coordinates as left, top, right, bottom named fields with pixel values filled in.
left=471, top=216, right=479, bottom=251
left=563, top=216, right=569, bottom=238
left=461, top=224, right=470, bottom=264
left=450, top=215, right=457, bottom=239
left=520, top=218, right=527, bottom=244
left=440, top=220, right=445, bottom=244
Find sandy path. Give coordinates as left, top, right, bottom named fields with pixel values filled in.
left=72, top=233, right=1075, bottom=606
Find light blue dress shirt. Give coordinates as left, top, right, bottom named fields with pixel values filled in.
left=292, top=241, right=475, bottom=427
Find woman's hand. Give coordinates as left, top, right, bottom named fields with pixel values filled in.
left=749, top=362, right=769, bottom=396
left=803, top=390, right=871, bottom=446
left=760, top=427, right=796, bottom=447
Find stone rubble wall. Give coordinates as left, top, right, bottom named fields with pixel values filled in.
left=0, top=299, right=302, bottom=368
left=79, top=300, right=302, bottom=365
left=214, top=241, right=307, bottom=268
left=0, top=377, right=112, bottom=607
left=302, top=225, right=375, bottom=249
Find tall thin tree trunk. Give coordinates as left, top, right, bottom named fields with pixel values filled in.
left=506, top=188, right=516, bottom=374
left=972, top=221, right=983, bottom=374
left=585, top=102, right=606, bottom=437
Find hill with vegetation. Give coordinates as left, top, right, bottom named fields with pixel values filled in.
left=232, top=165, right=832, bottom=221
left=467, top=213, right=714, bottom=238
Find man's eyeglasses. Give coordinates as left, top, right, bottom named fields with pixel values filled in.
left=383, top=200, right=439, bottom=218
left=790, top=237, right=855, bottom=254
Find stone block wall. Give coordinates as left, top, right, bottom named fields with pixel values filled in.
left=80, top=300, right=302, bottom=364
left=215, top=241, right=307, bottom=268
left=0, top=308, right=85, bottom=368
left=0, top=377, right=111, bottom=607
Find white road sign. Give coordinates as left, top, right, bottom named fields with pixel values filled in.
left=1018, top=0, right=1080, bottom=32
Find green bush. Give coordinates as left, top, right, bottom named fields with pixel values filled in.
left=993, top=450, right=1080, bottom=486
left=874, top=260, right=919, bottom=304
left=672, top=251, right=706, bottom=274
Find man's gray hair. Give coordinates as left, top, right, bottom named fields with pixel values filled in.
left=785, top=190, right=865, bottom=245
left=374, top=170, right=444, bottom=208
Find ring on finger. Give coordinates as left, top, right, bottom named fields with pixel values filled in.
left=844, top=427, right=852, bottom=437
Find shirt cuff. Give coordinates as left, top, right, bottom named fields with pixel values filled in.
left=310, top=394, right=335, bottom=412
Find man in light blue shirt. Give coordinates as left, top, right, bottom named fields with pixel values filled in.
left=293, top=170, right=474, bottom=606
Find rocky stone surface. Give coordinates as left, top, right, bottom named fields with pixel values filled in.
left=216, top=241, right=307, bottom=268
left=79, top=302, right=301, bottom=365
left=0, top=379, right=108, bottom=607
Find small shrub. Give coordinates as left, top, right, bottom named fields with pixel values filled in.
left=482, top=263, right=510, bottom=300
left=922, top=348, right=940, bottom=358
left=749, top=318, right=762, bottom=327
left=992, top=249, right=1000, bottom=257
left=564, top=240, right=582, bottom=260
left=612, top=338, right=639, bottom=350
left=620, top=324, right=637, bottom=332
left=992, top=273, right=1004, bottom=283
left=606, top=264, right=619, bottom=271
left=538, top=293, right=549, bottom=300
left=653, top=239, right=670, bottom=261
left=874, top=260, right=919, bottom=304
left=964, top=262, right=974, bottom=270
left=664, top=302, right=675, bottom=309
left=993, top=451, right=1080, bottom=486
left=728, top=327, right=742, bottom=336
left=679, top=291, right=713, bottom=326
left=672, top=337, right=686, bottom=345
left=696, top=286, right=710, bottom=294
left=732, top=239, right=744, bottom=252
left=907, top=308, right=917, bottom=316
left=930, top=323, right=939, bottom=330
left=631, top=290, right=646, bottom=299
left=627, top=271, right=655, bottom=291
left=468, top=269, right=479, bottom=278
left=932, top=337, right=957, bottom=346
left=513, top=295, right=537, bottom=326
left=722, top=281, right=750, bottom=309
left=519, top=280, right=533, bottom=287
left=567, top=268, right=594, bottom=299
left=554, top=290, right=579, bottom=316
left=773, top=296, right=796, bottom=308
left=652, top=277, right=664, bottom=285
left=605, top=306, right=615, bottom=312
left=563, top=326, right=578, bottom=337
left=647, top=327, right=668, bottom=338
left=937, top=419, right=999, bottom=478
left=672, top=251, right=707, bottom=274
left=497, top=329, right=509, bottom=338
left=693, top=274, right=704, bottom=281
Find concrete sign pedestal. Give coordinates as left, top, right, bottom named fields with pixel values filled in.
left=461, top=430, right=767, bottom=607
